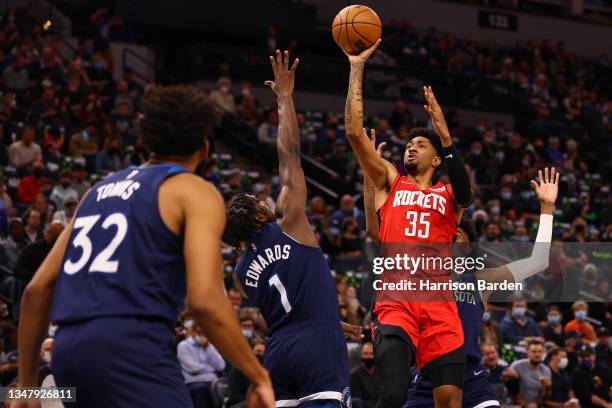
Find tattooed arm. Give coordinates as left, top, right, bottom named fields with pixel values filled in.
left=343, top=40, right=397, bottom=190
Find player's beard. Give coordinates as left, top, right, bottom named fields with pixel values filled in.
left=404, top=160, right=418, bottom=174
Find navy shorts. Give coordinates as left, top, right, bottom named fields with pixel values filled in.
left=52, top=316, right=192, bottom=408
left=265, top=321, right=350, bottom=407
left=405, top=364, right=500, bottom=408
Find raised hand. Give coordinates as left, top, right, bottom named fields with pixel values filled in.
left=344, top=39, right=381, bottom=65
left=423, top=86, right=451, bottom=146
left=364, top=128, right=386, bottom=158
left=531, top=167, right=560, bottom=209
left=265, top=50, right=299, bottom=97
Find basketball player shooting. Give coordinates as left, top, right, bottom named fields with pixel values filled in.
left=365, top=132, right=559, bottom=408
left=14, top=87, right=274, bottom=408
left=343, top=41, right=473, bottom=408
left=226, top=51, right=350, bottom=408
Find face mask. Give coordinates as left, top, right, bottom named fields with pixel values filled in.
left=241, top=88, right=250, bottom=96
left=482, top=312, right=491, bottom=322
left=558, top=357, right=568, bottom=369
left=521, top=191, right=533, bottom=199
left=501, top=192, right=512, bottom=201
left=42, top=351, right=51, bottom=364
left=495, top=151, right=505, bottom=161
left=522, top=160, right=530, bottom=167
left=82, top=130, right=90, bottom=142
left=575, top=310, right=587, bottom=320
left=476, top=126, right=486, bottom=133
left=471, top=149, right=482, bottom=155
left=183, top=319, right=194, bottom=329
left=512, top=307, right=526, bottom=317
left=580, top=360, right=593, bottom=370
left=548, top=315, right=560, bottom=325
left=484, top=136, right=495, bottom=144
left=362, top=358, right=375, bottom=369
left=514, top=236, right=530, bottom=242
left=242, top=329, right=253, bottom=339
left=193, top=335, right=201, bottom=345
left=490, top=206, right=500, bottom=215
left=220, top=85, right=229, bottom=93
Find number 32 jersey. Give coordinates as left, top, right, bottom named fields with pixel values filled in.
left=235, top=223, right=340, bottom=334
left=378, top=175, right=457, bottom=243
left=51, top=164, right=189, bottom=325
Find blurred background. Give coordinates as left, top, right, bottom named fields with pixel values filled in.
left=0, top=0, right=610, bottom=407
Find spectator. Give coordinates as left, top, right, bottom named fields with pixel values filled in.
left=42, top=126, right=65, bottom=157
left=14, top=221, right=64, bottom=283
left=482, top=342, right=508, bottom=401
left=22, top=210, right=43, bottom=244
left=239, top=316, right=255, bottom=340
left=49, top=171, right=78, bottom=211
left=480, top=221, right=505, bottom=243
left=209, top=76, right=236, bottom=114
left=340, top=218, right=362, bottom=256
left=544, top=347, right=578, bottom=408
left=177, top=324, right=226, bottom=408
left=38, top=337, right=64, bottom=408
left=69, top=123, right=99, bottom=158
left=564, top=301, right=597, bottom=342
left=87, top=52, right=113, bottom=92
left=227, top=288, right=243, bottom=312
left=227, top=338, right=265, bottom=408
left=257, top=110, right=279, bottom=145
left=500, top=300, right=544, bottom=345
left=331, top=195, right=365, bottom=233
left=31, top=87, right=59, bottom=126
left=123, top=137, right=148, bottom=166
left=543, top=305, right=566, bottom=347
left=349, top=342, right=380, bottom=408
left=388, top=99, right=412, bottom=131
left=594, top=327, right=611, bottom=369
left=111, top=101, right=135, bottom=146
left=71, top=164, right=91, bottom=198
left=506, top=340, right=551, bottom=407
left=3, top=55, right=29, bottom=91
left=0, top=178, right=13, bottom=234
left=480, top=306, right=502, bottom=348
left=95, top=136, right=124, bottom=174
left=8, top=126, right=42, bottom=169
left=113, top=80, right=134, bottom=114
left=0, top=338, right=18, bottom=386
left=0, top=219, right=25, bottom=271
left=571, top=348, right=611, bottom=408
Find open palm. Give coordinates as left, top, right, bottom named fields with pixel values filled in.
left=531, top=167, right=559, bottom=206
left=265, top=50, right=299, bottom=97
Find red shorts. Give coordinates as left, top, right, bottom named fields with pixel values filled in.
left=374, top=300, right=464, bottom=368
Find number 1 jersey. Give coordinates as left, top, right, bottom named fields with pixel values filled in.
left=51, top=164, right=189, bottom=325
left=378, top=174, right=457, bottom=243
left=234, top=223, right=340, bottom=334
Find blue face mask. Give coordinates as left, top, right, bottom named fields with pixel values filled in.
left=548, top=315, right=560, bottom=325
left=242, top=329, right=253, bottom=339
left=512, top=307, right=526, bottom=317
left=520, top=191, right=533, bottom=200
left=575, top=310, right=587, bottom=320
left=580, top=360, right=593, bottom=370
left=193, top=335, right=201, bottom=345
left=501, top=192, right=512, bottom=201
left=482, top=312, right=491, bottom=322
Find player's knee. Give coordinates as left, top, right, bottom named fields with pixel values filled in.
left=379, top=373, right=411, bottom=408
left=432, top=385, right=462, bottom=408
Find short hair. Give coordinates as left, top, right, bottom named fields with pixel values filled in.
left=458, top=220, right=478, bottom=242
left=548, top=347, right=566, bottom=359
left=406, top=127, right=443, bottom=158
left=239, top=315, right=254, bottom=324
left=527, top=338, right=544, bottom=349
left=547, top=305, right=561, bottom=314
left=482, top=341, right=497, bottom=351
left=572, top=300, right=588, bottom=311
left=140, top=85, right=217, bottom=158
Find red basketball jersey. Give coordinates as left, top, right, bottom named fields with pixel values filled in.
left=378, top=174, right=457, bottom=243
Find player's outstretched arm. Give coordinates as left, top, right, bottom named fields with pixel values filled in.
left=343, top=40, right=396, bottom=190
left=423, top=86, right=472, bottom=207
left=17, top=218, right=74, bottom=389
left=363, top=129, right=389, bottom=241
left=265, top=50, right=316, bottom=246
left=182, top=179, right=273, bottom=407
left=476, top=168, right=559, bottom=303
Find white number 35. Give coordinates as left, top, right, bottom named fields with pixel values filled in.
left=64, top=213, right=128, bottom=275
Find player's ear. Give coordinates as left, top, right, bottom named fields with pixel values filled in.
left=201, top=137, right=210, bottom=159
left=432, top=155, right=441, bottom=168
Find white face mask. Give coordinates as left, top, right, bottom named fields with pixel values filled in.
left=42, top=351, right=52, bottom=364
left=558, top=357, right=568, bottom=369
left=183, top=319, right=194, bottom=330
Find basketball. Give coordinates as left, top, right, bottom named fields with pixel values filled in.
left=332, top=5, right=382, bottom=55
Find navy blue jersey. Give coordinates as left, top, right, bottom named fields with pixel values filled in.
left=51, top=164, right=189, bottom=325
left=454, top=272, right=484, bottom=363
left=235, top=222, right=340, bottom=334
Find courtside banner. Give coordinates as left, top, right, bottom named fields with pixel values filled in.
left=353, top=242, right=612, bottom=303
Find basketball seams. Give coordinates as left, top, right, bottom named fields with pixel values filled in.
left=332, top=5, right=381, bottom=54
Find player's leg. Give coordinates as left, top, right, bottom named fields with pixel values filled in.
left=421, top=351, right=465, bottom=408
left=403, top=369, right=436, bottom=408
left=460, top=367, right=500, bottom=408
left=373, top=326, right=416, bottom=408
left=264, top=335, right=299, bottom=407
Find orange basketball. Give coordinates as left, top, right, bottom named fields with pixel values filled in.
left=332, top=5, right=382, bottom=55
